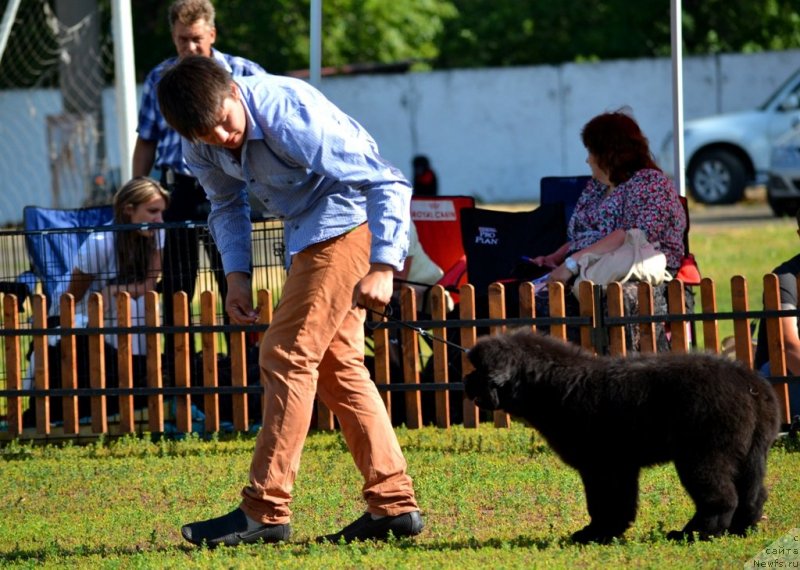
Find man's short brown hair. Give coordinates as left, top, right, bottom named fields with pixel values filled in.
left=157, top=55, right=232, bottom=141
left=169, top=0, right=215, bottom=29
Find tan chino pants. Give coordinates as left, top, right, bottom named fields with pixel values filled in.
left=240, top=224, right=419, bottom=524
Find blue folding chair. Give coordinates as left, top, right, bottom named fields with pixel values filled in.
left=539, top=175, right=592, bottom=226
left=18, top=204, right=114, bottom=313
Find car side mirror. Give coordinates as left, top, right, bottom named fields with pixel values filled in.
left=779, top=93, right=800, bottom=112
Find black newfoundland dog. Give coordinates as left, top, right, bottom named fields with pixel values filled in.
left=464, top=330, right=780, bottom=544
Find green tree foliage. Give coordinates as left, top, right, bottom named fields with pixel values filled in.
left=682, top=0, right=800, bottom=54
left=131, top=0, right=307, bottom=78
left=127, top=0, right=800, bottom=79
left=1, top=0, right=798, bottom=85
left=131, top=0, right=456, bottom=79
left=319, top=0, right=457, bottom=68
left=435, top=0, right=800, bottom=68
left=435, top=1, right=674, bottom=68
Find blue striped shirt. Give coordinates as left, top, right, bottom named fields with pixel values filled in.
left=136, top=50, right=266, bottom=176
left=182, top=74, right=412, bottom=273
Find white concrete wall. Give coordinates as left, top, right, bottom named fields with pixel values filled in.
left=323, top=49, right=800, bottom=204
left=1, top=49, right=799, bottom=225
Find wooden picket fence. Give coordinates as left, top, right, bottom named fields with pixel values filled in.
left=0, top=275, right=796, bottom=440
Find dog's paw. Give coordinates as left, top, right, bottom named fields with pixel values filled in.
left=666, top=530, right=691, bottom=542
left=570, top=526, right=620, bottom=545
left=667, top=529, right=719, bottom=542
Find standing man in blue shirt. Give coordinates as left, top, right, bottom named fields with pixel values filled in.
left=132, top=0, right=265, bottom=367
left=157, top=56, right=424, bottom=546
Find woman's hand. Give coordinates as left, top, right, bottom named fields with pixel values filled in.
left=530, top=242, right=571, bottom=268
left=531, top=253, right=563, bottom=268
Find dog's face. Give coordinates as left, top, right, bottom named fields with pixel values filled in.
left=464, top=330, right=579, bottom=413
left=463, top=336, right=519, bottom=411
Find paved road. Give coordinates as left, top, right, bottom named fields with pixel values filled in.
left=498, top=188, right=783, bottom=226
left=689, top=201, right=775, bottom=226
left=688, top=187, right=784, bottom=227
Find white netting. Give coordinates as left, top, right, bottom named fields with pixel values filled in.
left=0, top=0, right=117, bottom=226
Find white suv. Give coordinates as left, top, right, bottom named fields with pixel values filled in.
left=659, top=68, right=800, bottom=204
left=766, top=126, right=800, bottom=217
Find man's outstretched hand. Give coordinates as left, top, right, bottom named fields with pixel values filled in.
left=225, top=271, right=259, bottom=324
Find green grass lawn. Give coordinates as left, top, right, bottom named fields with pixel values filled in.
left=2, top=201, right=800, bottom=568
left=1, top=425, right=799, bottom=569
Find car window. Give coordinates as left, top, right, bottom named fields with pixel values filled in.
left=760, top=68, right=800, bottom=111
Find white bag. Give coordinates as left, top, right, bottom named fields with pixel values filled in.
left=573, top=228, right=672, bottom=295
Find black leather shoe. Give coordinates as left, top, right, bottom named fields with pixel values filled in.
left=317, top=510, right=424, bottom=544
left=181, top=508, right=291, bottom=547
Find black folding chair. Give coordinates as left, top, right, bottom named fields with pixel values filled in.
left=460, top=203, right=567, bottom=296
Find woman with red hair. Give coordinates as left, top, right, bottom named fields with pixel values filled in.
left=534, top=109, right=686, bottom=283
left=531, top=109, right=688, bottom=351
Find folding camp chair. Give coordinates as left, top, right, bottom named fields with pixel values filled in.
left=460, top=203, right=567, bottom=296
left=18, top=204, right=114, bottom=313
left=675, top=196, right=701, bottom=286
left=17, top=204, right=125, bottom=425
left=540, top=175, right=591, bottom=226
left=410, top=195, right=475, bottom=293
left=390, top=196, right=476, bottom=425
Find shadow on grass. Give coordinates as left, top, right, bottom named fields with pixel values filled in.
left=0, top=543, right=171, bottom=564
left=0, top=529, right=725, bottom=564
left=0, top=535, right=563, bottom=564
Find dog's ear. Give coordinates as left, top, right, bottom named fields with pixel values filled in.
left=469, top=336, right=509, bottom=369
left=464, top=336, right=519, bottom=410
left=464, top=340, right=497, bottom=408
left=466, top=341, right=485, bottom=368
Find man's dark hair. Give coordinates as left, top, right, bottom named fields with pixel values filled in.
left=157, top=55, right=233, bottom=141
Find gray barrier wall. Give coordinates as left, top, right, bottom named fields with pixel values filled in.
left=1, top=49, right=799, bottom=224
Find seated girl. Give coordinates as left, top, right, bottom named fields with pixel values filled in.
left=64, top=176, right=169, bottom=355
left=25, top=177, right=169, bottom=425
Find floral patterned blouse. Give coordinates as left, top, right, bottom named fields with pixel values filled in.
left=567, top=168, right=687, bottom=270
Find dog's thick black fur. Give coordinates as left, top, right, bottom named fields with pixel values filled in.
left=464, top=330, right=780, bottom=544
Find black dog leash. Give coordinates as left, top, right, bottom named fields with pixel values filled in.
left=358, top=303, right=469, bottom=353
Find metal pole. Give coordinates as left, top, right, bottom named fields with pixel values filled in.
left=111, top=0, right=137, bottom=183
left=670, top=0, right=685, bottom=197
left=0, top=0, right=22, bottom=63
left=310, top=0, right=322, bottom=87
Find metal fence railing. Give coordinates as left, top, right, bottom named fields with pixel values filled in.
left=1, top=276, right=798, bottom=440
left=0, top=218, right=287, bottom=324
left=0, top=218, right=286, bottom=427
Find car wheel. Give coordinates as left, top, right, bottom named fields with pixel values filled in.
left=687, top=149, right=747, bottom=205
